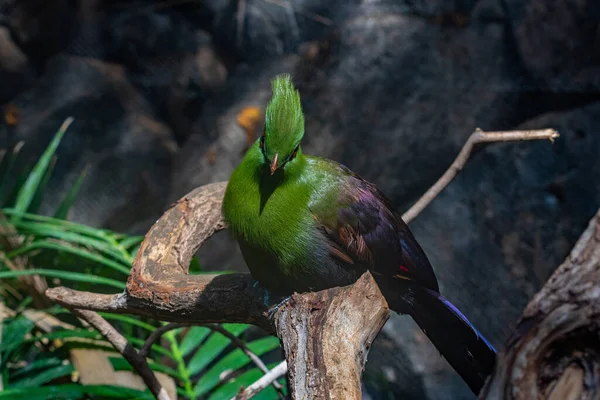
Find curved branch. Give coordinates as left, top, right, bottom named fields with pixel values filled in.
left=481, top=210, right=600, bottom=399
left=126, top=182, right=271, bottom=330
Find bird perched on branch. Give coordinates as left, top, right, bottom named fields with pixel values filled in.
left=222, top=74, right=496, bottom=394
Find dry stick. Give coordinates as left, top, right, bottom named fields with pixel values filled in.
left=203, top=324, right=286, bottom=398
left=234, top=361, right=288, bottom=400
left=71, top=309, right=172, bottom=400
left=402, top=128, right=559, bottom=224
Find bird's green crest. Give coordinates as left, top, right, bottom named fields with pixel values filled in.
left=264, top=74, right=305, bottom=165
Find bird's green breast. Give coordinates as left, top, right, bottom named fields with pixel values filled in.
left=222, top=144, right=320, bottom=291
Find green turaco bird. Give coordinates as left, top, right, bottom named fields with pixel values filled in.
left=222, top=74, right=496, bottom=394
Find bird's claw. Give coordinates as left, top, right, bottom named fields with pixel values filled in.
left=267, top=296, right=292, bottom=319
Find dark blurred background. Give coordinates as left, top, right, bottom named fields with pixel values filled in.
left=1, top=0, right=599, bottom=398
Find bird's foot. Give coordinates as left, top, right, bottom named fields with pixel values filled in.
left=267, top=296, right=292, bottom=319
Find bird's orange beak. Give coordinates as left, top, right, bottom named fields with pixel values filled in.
left=270, top=153, right=279, bottom=175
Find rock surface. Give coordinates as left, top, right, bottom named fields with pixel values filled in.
left=1, top=0, right=600, bottom=398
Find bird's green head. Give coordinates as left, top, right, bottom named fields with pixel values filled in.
left=260, top=74, right=305, bottom=175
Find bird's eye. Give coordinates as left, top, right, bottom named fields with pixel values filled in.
left=290, top=145, right=299, bottom=160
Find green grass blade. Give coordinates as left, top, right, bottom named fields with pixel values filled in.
left=27, top=156, right=56, bottom=214
left=187, top=324, right=249, bottom=377
left=109, top=357, right=183, bottom=381
left=0, top=269, right=125, bottom=290
left=10, top=357, right=63, bottom=380
left=53, top=165, right=88, bottom=220
left=2, top=209, right=111, bottom=240
left=8, top=221, right=131, bottom=265
left=118, top=235, right=144, bottom=250
left=194, top=336, right=281, bottom=397
left=1, top=317, right=35, bottom=351
left=2, top=329, right=101, bottom=353
left=10, top=364, right=74, bottom=388
left=4, top=241, right=130, bottom=275
left=165, top=329, right=195, bottom=399
left=4, top=162, right=32, bottom=208
left=11, top=117, right=74, bottom=224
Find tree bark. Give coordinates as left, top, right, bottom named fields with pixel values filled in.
left=274, top=273, right=389, bottom=399
left=481, top=210, right=600, bottom=400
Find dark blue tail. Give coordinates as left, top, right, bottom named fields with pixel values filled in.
left=380, top=280, right=497, bottom=394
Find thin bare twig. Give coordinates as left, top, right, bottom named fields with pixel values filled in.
left=402, top=128, right=559, bottom=224
left=234, top=361, right=288, bottom=400
left=204, top=324, right=286, bottom=398
left=139, top=322, right=188, bottom=358
left=71, top=309, right=172, bottom=400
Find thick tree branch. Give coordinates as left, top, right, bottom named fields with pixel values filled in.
left=480, top=210, right=600, bottom=399
left=273, top=272, right=389, bottom=399
left=402, top=128, right=559, bottom=223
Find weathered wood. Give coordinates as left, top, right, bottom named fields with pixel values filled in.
left=274, top=272, right=390, bottom=400
left=481, top=210, right=600, bottom=399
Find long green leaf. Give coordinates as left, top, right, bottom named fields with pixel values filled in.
left=118, top=235, right=144, bottom=250
left=7, top=221, right=130, bottom=263
left=109, top=357, right=183, bottom=381
left=0, top=269, right=125, bottom=290
left=53, top=166, right=88, bottom=220
left=179, top=326, right=211, bottom=357
left=11, top=117, right=74, bottom=224
left=2, top=209, right=112, bottom=240
left=10, top=357, right=62, bottom=379
left=0, top=384, right=152, bottom=400
left=2, top=329, right=102, bottom=355
left=5, top=241, right=130, bottom=275
left=10, top=364, right=74, bottom=388
left=126, top=337, right=176, bottom=360
left=99, top=314, right=157, bottom=331
left=27, top=156, right=56, bottom=214
left=164, top=329, right=195, bottom=399
left=194, top=337, right=281, bottom=397
left=1, top=317, right=35, bottom=352
left=187, top=324, right=249, bottom=377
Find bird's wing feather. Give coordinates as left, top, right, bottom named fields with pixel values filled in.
left=312, top=162, right=439, bottom=292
